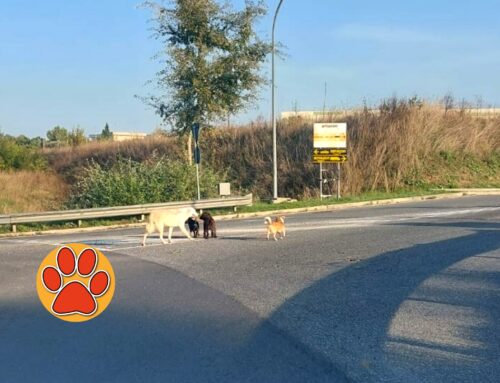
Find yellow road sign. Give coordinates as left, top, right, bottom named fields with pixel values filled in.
left=313, top=154, right=347, bottom=163
left=313, top=148, right=347, bottom=163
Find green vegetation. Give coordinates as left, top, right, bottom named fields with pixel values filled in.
left=1, top=99, right=498, bottom=222
left=46, top=126, right=87, bottom=147
left=142, top=0, right=271, bottom=134
left=236, top=189, right=451, bottom=214
left=99, top=123, right=113, bottom=141
left=0, top=133, right=47, bottom=170
left=0, top=189, right=452, bottom=234
left=68, top=156, right=224, bottom=208
left=0, top=216, right=143, bottom=234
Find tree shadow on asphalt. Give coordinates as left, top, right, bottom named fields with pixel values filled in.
left=3, top=221, right=499, bottom=383
left=0, top=255, right=339, bottom=383
left=251, top=220, right=500, bottom=382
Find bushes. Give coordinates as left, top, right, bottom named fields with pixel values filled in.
left=45, top=135, right=184, bottom=183
left=68, top=157, right=223, bottom=208
left=45, top=99, right=500, bottom=203
left=199, top=101, right=500, bottom=197
left=0, top=135, right=47, bottom=170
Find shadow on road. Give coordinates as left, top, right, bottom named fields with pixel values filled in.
left=2, top=220, right=499, bottom=382
left=253, top=220, right=500, bottom=382
left=0, top=254, right=340, bottom=383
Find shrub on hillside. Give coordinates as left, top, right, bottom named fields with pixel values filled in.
left=68, top=157, right=223, bottom=208
left=45, top=99, right=500, bottom=200
left=45, top=135, right=185, bottom=183
left=0, top=135, right=47, bottom=170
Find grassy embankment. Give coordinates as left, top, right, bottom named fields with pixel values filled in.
left=1, top=100, right=499, bottom=232
left=0, top=171, right=68, bottom=214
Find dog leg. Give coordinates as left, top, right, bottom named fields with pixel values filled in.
left=273, top=232, right=278, bottom=241
left=142, top=223, right=152, bottom=246
left=180, top=224, right=193, bottom=240
left=267, top=230, right=270, bottom=240
left=212, top=225, right=217, bottom=238
left=167, top=226, right=173, bottom=244
left=159, top=225, right=168, bottom=245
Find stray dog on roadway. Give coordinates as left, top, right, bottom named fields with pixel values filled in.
left=199, top=211, right=217, bottom=239
left=142, top=207, right=198, bottom=246
left=185, top=217, right=200, bottom=238
left=264, top=216, right=286, bottom=241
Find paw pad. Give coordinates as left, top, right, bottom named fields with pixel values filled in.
left=37, top=244, right=115, bottom=322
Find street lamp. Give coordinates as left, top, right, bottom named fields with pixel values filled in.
left=272, top=0, right=284, bottom=201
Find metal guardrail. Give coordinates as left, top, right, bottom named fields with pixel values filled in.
left=0, top=194, right=253, bottom=232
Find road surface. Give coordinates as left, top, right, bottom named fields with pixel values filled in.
left=1, top=195, right=499, bottom=382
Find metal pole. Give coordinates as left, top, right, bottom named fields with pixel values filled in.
left=196, top=164, right=201, bottom=200
left=337, top=163, right=341, bottom=199
left=319, top=162, right=323, bottom=199
left=272, top=0, right=284, bottom=200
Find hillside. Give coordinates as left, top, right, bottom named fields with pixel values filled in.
left=48, top=100, right=500, bottom=201
left=1, top=100, right=499, bottom=213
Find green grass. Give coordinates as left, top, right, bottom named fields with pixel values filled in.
left=236, top=189, right=451, bottom=214
left=0, top=216, right=142, bottom=234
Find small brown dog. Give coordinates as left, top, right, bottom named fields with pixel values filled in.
left=200, top=211, right=217, bottom=239
left=264, top=216, right=286, bottom=241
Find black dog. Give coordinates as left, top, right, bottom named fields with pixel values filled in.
left=200, top=212, right=217, bottom=239
left=185, top=217, right=199, bottom=238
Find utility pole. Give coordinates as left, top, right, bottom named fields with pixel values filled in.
left=272, top=0, right=284, bottom=200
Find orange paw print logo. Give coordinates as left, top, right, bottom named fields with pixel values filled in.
left=36, top=244, right=115, bottom=322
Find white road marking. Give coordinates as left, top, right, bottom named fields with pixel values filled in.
left=2, top=206, right=498, bottom=252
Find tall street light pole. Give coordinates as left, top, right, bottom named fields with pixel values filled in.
left=272, top=0, right=284, bottom=201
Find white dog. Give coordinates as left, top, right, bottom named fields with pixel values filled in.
left=142, top=207, right=198, bottom=246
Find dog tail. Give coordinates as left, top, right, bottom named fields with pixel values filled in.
left=264, top=216, right=272, bottom=225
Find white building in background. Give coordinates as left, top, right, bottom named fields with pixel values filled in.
left=89, top=131, right=148, bottom=142
left=281, top=107, right=500, bottom=121
left=109, top=131, right=148, bottom=141
left=280, top=110, right=364, bottom=121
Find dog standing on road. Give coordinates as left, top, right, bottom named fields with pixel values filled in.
left=142, top=207, right=198, bottom=246
left=200, top=211, right=217, bottom=239
left=264, top=216, right=286, bottom=241
left=185, top=217, right=200, bottom=238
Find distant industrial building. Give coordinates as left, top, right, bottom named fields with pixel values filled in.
left=89, top=131, right=148, bottom=142
left=281, top=107, right=500, bottom=121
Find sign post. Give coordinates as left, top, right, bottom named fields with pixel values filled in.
left=313, top=123, right=347, bottom=199
left=192, top=123, right=201, bottom=200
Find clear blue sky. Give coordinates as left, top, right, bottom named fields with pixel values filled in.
left=1, top=0, right=499, bottom=138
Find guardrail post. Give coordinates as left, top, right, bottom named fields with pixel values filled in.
left=77, top=220, right=82, bottom=227
left=11, top=224, right=17, bottom=233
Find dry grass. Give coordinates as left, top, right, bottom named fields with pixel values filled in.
left=44, top=100, right=500, bottom=201
left=199, top=101, right=500, bottom=197
left=45, top=135, right=184, bottom=183
left=0, top=171, right=68, bottom=214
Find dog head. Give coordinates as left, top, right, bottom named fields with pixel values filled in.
left=200, top=211, right=213, bottom=221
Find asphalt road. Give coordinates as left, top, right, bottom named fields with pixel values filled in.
left=1, top=195, right=499, bottom=382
